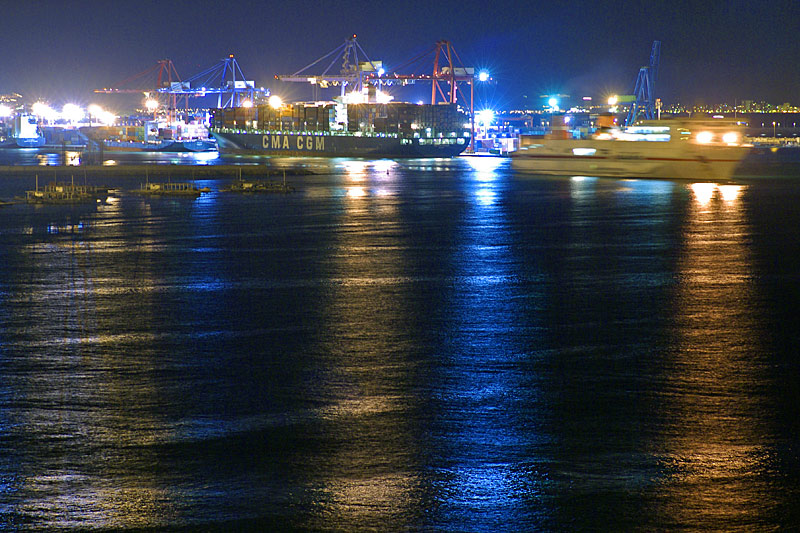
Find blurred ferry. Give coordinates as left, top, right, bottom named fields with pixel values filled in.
left=510, top=117, right=752, bottom=180
left=210, top=97, right=470, bottom=158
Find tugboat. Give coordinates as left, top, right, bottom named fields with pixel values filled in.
left=0, top=114, right=46, bottom=148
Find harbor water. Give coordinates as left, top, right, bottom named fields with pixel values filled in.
left=1, top=156, right=800, bottom=531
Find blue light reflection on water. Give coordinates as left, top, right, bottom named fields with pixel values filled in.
left=429, top=156, right=550, bottom=530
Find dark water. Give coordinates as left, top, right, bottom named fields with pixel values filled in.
left=1, top=157, right=800, bottom=531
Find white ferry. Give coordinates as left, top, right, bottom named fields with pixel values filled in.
left=510, top=118, right=752, bottom=180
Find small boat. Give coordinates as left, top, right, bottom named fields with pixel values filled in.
left=131, top=182, right=210, bottom=196
left=26, top=180, right=111, bottom=204
left=510, top=118, right=753, bottom=180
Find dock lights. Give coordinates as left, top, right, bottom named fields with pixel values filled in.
left=477, top=109, right=495, bottom=126
left=32, top=102, right=58, bottom=122
left=0, top=104, right=11, bottom=118
left=548, top=98, right=559, bottom=111
left=241, top=99, right=253, bottom=108
left=145, top=99, right=159, bottom=112
left=61, top=103, right=84, bottom=123
left=88, top=105, right=116, bottom=126
left=268, top=95, right=283, bottom=109
left=478, top=71, right=490, bottom=82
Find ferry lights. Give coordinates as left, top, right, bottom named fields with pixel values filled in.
left=722, top=132, right=740, bottom=144
left=695, top=131, right=713, bottom=144
left=695, top=130, right=741, bottom=145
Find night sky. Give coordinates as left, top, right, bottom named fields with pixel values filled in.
left=3, top=0, right=799, bottom=111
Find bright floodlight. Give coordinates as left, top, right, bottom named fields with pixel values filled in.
left=478, top=71, right=490, bottom=82
left=88, top=104, right=103, bottom=116
left=32, top=102, right=59, bottom=122
left=477, top=109, right=494, bottom=126
left=32, top=102, right=50, bottom=117
left=608, top=95, right=618, bottom=106
left=241, top=99, right=253, bottom=108
left=377, top=68, right=385, bottom=76
left=375, top=90, right=394, bottom=104
left=696, top=131, right=713, bottom=144
left=145, top=99, right=159, bottom=112
left=268, top=95, right=282, bottom=109
left=0, top=104, right=11, bottom=118
left=62, top=103, right=84, bottom=123
left=722, top=132, right=739, bottom=144
left=98, top=110, right=116, bottom=126
left=548, top=97, right=558, bottom=109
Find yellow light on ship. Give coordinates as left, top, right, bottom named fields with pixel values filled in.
left=722, top=132, right=739, bottom=144
left=268, top=95, right=283, bottom=109
left=145, top=99, right=159, bottom=112
left=241, top=99, right=253, bottom=108
left=696, top=131, right=713, bottom=144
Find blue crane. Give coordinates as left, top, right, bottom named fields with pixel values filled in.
left=161, top=55, right=269, bottom=109
left=625, top=41, right=661, bottom=126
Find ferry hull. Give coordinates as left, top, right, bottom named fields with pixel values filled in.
left=212, top=131, right=467, bottom=158
left=510, top=139, right=751, bottom=180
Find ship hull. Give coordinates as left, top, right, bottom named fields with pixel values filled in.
left=0, top=137, right=46, bottom=149
left=97, top=139, right=216, bottom=153
left=212, top=131, right=467, bottom=158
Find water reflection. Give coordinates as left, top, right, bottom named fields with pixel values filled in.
left=428, top=157, right=548, bottom=530
left=652, top=181, right=778, bottom=528
left=298, top=160, right=422, bottom=530
left=0, top=199, right=176, bottom=528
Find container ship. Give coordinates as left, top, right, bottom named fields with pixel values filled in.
left=209, top=98, right=471, bottom=158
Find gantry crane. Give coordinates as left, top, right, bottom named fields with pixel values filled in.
left=94, top=59, right=183, bottom=121
left=625, top=41, right=661, bottom=126
left=276, top=37, right=480, bottom=152
left=275, top=35, right=382, bottom=98
left=163, top=55, right=267, bottom=108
